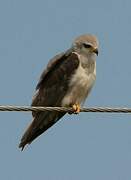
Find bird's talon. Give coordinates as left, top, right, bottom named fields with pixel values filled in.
left=72, top=104, right=80, bottom=114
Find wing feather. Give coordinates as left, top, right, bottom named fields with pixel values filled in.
left=19, top=51, right=80, bottom=150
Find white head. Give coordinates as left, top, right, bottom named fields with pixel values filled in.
left=72, top=34, right=99, bottom=57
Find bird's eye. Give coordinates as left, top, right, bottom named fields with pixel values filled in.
left=83, top=43, right=92, bottom=48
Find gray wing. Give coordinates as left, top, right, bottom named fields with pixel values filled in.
left=19, top=50, right=80, bottom=150
left=36, top=52, right=66, bottom=90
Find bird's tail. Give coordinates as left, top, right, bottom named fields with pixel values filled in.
left=19, top=112, right=65, bottom=151
left=19, top=120, right=35, bottom=151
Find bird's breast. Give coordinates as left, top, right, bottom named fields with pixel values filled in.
left=62, top=60, right=96, bottom=106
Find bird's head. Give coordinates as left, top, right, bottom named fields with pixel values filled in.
left=72, top=34, right=99, bottom=58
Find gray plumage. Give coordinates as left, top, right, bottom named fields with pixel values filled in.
left=19, top=34, right=99, bottom=150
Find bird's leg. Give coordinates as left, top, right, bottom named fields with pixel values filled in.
left=72, top=103, right=80, bottom=114
left=67, top=103, right=80, bottom=114
left=67, top=103, right=81, bottom=114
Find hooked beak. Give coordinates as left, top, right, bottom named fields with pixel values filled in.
left=93, top=48, right=98, bottom=56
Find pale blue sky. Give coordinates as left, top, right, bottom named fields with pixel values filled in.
left=0, top=0, right=131, bottom=179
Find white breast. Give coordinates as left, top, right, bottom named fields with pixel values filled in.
left=62, top=58, right=96, bottom=106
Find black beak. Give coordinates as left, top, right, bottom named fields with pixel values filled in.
left=93, top=48, right=98, bottom=56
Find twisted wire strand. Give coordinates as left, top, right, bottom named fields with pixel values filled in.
left=0, top=105, right=131, bottom=113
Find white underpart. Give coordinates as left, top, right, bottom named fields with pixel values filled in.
left=62, top=53, right=96, bottom=106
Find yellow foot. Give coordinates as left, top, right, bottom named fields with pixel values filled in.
left=72, top=103, right=80, bottom=114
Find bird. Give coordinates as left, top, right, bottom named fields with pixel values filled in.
left=19, top=34, right=99, bottom=150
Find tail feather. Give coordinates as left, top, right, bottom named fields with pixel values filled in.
left=19, top=121, right=35, bottom=151
left=19, top=112, right=65, bottom=150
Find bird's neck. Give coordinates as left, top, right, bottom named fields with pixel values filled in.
left=79, top=53, right=96, bottom=74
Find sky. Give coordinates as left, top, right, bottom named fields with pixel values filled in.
left=0, top=0, right=131, bottom=179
